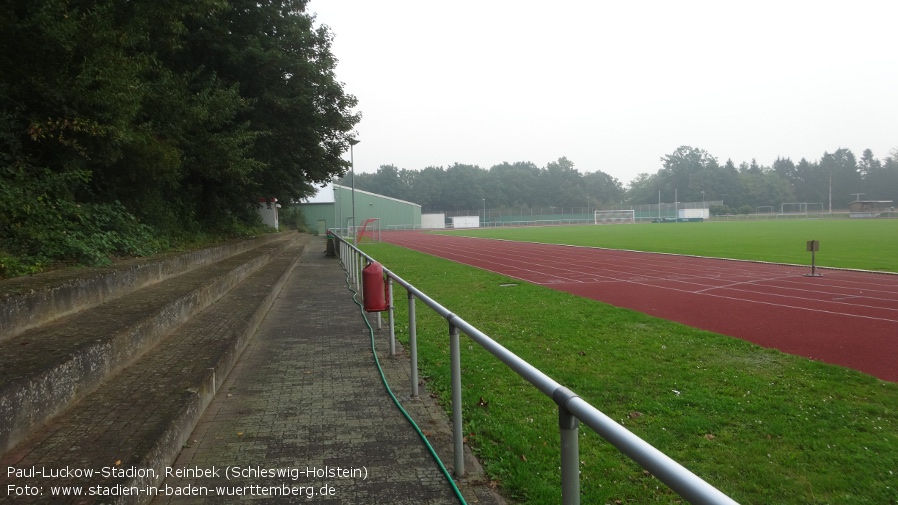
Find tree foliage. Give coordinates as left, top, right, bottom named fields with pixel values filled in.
left=343, top=144, right=897, bottom=216
left=630, top=146, right=897, bottom=210
left=341, top=158, right=626, bottom=212
left=0, top=0, right=358, bottom=277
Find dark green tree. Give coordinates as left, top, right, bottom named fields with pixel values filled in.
left=866, top=150, right=898, bottom=201
left=441, top=163, right=488, bottom=211
left=658, top=146, right=721, bottom=203
left=820, top=148, right=860, bottom=209
left=583, top=170, right=625, bottom=208
left=772, top=157, right=797, bottom=181
left=0, top=0, right=359, bottom=276
left=625, top=172, right=663, bottom=204
left=793, top=158, right=825, bottom=205
left=487, top=161, right=541, bottom=208
left=541, top=157, right=584, bottom=206
left=411, top=166, right=448, bottom=212
left=175, top=0, right=359, bottom=221
left=858, top=149, right=881, bottom=179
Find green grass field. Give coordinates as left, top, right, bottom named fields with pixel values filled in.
left=359, top=221, right=898, bottom=504
left=437, top=219, right=898, bottom=273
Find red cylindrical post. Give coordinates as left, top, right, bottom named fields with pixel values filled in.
left=362, top=262, right=389, bottom=312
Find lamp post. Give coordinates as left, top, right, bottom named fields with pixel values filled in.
left=482, top=198, right=486, bottom=227
left=349, top=138, right=359, bottom=236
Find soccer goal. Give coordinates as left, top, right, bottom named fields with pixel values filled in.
left=780, top=202, right=809, bottom=214
left=356, top=218, right=381, bottom=243
left=594, top=209, right=635, bottom=225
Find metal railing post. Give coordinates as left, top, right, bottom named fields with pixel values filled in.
left=407, top=290, right=419, bottom=398
left=449, top=322, right=464, bottom=477
left=355, top=252, right=361, bottom=292
left=348, top=247, right=354, bottom=284
left=352, top=251, right=365, bottom=292
left=554, top=387, right=581, bottom=505
left=388, top=277, right=396, bottom=355
left=557, top=391, right=581, bottom=504
left=356, top=252, right=362, bottom=292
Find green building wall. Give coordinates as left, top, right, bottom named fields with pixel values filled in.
left=296, top=184, right=421, bottom=234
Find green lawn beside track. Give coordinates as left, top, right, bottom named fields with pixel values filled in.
left=436, top=219, right=898, bottom=273
left=360, top=236, right=898, bottom=505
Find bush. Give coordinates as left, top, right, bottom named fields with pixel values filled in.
left=279, top=206, right=311, bottom=233
left=0, top=169, right=162, bottom=278
left=709, top=204, right=734, bottom=216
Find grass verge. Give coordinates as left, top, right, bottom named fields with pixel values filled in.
left=363, top=242, right=898, bottom=505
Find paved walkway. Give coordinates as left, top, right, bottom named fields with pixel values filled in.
left=153, top=239, right=503, bottom=505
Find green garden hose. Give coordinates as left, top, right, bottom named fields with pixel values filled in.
left=344, top=275, right=468, bottom=505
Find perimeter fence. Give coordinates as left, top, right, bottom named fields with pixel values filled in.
left=427, top=202, right=897, bottom=227
left=331, top=232, right=739, bottom=505
left=437, top=201, right=723, bottom=226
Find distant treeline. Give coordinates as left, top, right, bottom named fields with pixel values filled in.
left=1, top=0, right=358, bottom=277
left=342, top=146, right=898, bottom=213
left=340, top=157, right=622, bottom=213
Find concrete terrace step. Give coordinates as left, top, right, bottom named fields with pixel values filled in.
left=0, top=234, right=304, bottom=456
left=0, top=236, right=308, bottom=504
left=0, top=234, right=286, bottom=342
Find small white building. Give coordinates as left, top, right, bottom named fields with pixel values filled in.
left=678, top=208, right=709, bottom=219
left=450, top=216, right=480, bottom=229
left=421, top=213, right=446, bottom=229
left=257, top=198, right=280, bottom=230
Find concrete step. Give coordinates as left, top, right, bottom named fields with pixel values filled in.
left=0, top=234, right=286, bottom=342
left=0, top=233, right=304, bottom=456
left=0, top=239, right=308, bottom=503
left=0, top=236, right=309, bottom=504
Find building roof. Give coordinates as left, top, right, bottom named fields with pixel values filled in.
left=332, top=184, right=422, bottom=208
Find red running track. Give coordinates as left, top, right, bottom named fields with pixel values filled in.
left=382, top=231, right=898, bottom=382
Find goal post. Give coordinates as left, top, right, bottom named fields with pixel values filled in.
left=594, top=209, right=635, bottom=225
left=780, top=202, right=807, bottom=214
left=806, top=203, right=824, bottom=214
left=356, top=218, right=381, bottom=243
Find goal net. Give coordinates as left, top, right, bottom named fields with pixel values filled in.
left=594, top=209, right=635, bottom=225
left=356, top=218, right=381, bottom=243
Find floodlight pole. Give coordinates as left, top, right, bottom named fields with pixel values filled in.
left=828, top=170, right=832, bottom=215
left=349, top=138, right=360, bottom=237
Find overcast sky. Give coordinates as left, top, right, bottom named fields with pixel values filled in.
left=308, top=0, right=897, bottom=189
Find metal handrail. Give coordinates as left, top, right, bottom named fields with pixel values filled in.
left=332, top=233, right=739, bottom=505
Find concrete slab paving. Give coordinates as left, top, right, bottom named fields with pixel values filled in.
left=154, top=239, right=505, bottom=505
